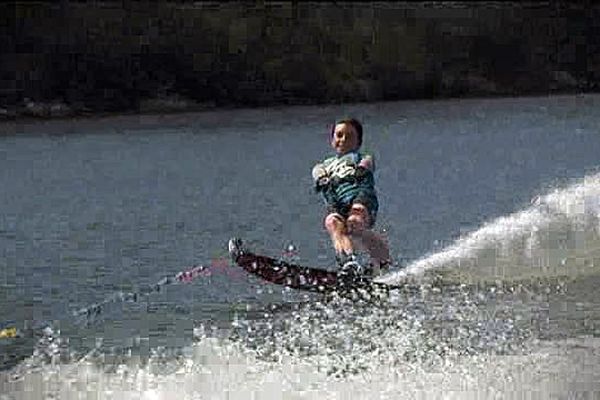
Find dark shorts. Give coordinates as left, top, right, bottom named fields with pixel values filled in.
left=328, top=193, right=379, bottom=228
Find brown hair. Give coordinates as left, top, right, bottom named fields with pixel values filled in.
left=331, top=118, right=363, bottom=147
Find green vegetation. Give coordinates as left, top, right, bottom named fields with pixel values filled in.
left=4, top=2, right=598, bottom=117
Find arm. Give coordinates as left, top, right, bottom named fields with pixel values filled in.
left=312, top=163, right=330, bottom=192
left=358, top=154, right=374, bottom=172
left=355, top=154, right=375, bottom=181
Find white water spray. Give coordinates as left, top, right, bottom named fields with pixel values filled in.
left=378, top=172, right=600, bottom=285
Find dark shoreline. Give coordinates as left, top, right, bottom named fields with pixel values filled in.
left=3, top=87, right=595, bottom=124
left=3, top=92, right=597, bottom=131
left=5, top=2, right=599, bottom=122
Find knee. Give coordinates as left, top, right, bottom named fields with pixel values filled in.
left=347, top=204, right=369, bottom=233
left=324, top=213, right=344, bottom=233
left=347, top=214, right=367, bottom=233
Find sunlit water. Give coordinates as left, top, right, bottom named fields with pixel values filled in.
left=1, top=94, right=599, bottom=399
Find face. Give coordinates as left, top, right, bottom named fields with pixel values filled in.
left=331, top=123, right=359, bottom=155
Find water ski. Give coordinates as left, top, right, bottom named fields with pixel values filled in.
left=227, top=238, right=392, bottom=295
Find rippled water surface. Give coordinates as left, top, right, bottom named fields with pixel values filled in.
left=1, top=95, right=600, bottom=399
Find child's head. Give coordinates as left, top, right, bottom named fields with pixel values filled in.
left=330, top=118, right=363, bottom=155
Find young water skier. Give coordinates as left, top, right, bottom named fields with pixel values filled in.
left=312, top=118, right=391, bottom=276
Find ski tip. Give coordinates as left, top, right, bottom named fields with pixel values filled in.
left=228, top=237, right=244, bottom=259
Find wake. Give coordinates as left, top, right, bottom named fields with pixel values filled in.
left=378, top=172, right=600, bottom=285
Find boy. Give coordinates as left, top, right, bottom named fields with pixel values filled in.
left=312, top=118, right=390, bottom=276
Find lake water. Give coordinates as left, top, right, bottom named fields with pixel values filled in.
left=1, top=94, right=600, bottom=399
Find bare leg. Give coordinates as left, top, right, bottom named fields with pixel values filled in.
left=353, top=230, right=391, bottom=271
left=324, top=213, right=354, bottom=255
left=346, top=204, right=391, bottom=271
